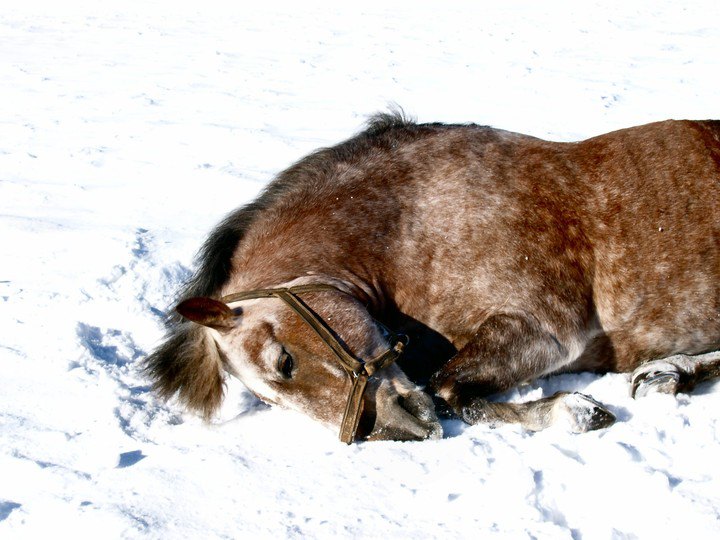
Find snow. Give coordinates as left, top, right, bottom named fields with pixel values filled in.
left=2, top=0, right=720, bottom=537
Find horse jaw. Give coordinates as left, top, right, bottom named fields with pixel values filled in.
left=363, top=371, right=443, bottom=442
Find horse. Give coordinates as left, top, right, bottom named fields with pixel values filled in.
left=144, top=113, right=720, bottom=443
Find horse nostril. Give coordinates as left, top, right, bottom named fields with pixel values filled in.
left=397, top=393, right=426, bottom=421
left=396, top=394, right=407, bottom=411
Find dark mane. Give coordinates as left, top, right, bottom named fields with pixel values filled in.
left=173, top=110, right=421, bottom=314
left=365, top=108, right=416, bottom=135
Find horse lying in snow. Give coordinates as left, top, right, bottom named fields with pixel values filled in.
left=145, top=114, right=720, bottom=443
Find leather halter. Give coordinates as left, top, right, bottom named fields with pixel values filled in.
left=221, top=284, right=407, bottom=444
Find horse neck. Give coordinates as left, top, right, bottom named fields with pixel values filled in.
left=223, top=213, right=394, bottom=311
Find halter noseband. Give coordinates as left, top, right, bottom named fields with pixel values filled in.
left=221, top=284, right=407, bottom=444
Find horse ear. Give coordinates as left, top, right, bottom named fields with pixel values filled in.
left=176, top=297, right=237, bottom=330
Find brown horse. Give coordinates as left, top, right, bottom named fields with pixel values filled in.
left=145, top=113, right=720, bottom=443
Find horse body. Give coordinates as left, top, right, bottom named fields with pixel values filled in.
left=146, top=114, right=720, bottom=442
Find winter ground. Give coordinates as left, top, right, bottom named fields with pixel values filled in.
left=1, top=1, right=719, bottom=538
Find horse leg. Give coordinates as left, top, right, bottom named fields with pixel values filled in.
left=631, top=350, right=720, bottom=398
left=429, top=312, right=615, bottom=432
left=458, top=392, right=615, bottom=433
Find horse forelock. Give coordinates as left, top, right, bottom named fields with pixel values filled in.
left=143, top=322, right=228, bottom=419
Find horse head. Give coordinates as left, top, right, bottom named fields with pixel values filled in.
left=175, top=277, right=442, bottom=442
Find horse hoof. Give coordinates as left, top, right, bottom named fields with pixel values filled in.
left=552, top=392, right=616, bottom=433
left=631, top=370, right=681, bottom=398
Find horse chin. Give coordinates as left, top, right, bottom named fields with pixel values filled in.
left=362, top=383, right=443, bottom=442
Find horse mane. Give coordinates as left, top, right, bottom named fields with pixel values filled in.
left=175, top=108, right=418, bottom=313
left=143, top=109, right=421, bottom=417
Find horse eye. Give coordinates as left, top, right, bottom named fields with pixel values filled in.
left=278, top=350, right=294, bottom=379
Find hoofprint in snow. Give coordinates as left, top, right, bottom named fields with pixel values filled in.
left=1, top=1, right=719, bottom=538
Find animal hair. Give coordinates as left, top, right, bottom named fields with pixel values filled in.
left=143, top=323, right=229, bottom=419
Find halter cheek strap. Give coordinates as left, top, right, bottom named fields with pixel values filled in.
left=221, top=284, right=406, bottom=444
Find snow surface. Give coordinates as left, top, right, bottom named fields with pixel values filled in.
left=2, top=1, right=719, bottom=538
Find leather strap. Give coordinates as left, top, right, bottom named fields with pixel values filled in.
left=339, top=373, right=368, bottom=444
left=275, top=290, right=365, bottom=376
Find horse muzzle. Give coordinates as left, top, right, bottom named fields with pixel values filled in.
left=363, top=382, right=443, bottom=442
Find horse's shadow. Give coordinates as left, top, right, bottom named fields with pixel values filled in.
left=390, top=312, right=457, bottom=385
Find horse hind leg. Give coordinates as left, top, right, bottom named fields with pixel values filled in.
left=631, top=350, right=720, bottom=398
left=459, top=392, right=616, bottom=433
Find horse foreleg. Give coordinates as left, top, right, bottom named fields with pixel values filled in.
left=631, top=350, right=720, bottom=398
left=430, top=313, right=570, bottom=402
left=429, top=312, right=615, bottom=432
left=460, top=392, right=615, bottom=433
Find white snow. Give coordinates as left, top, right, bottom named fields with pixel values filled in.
left=2, top=1, right=720, bottom=538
